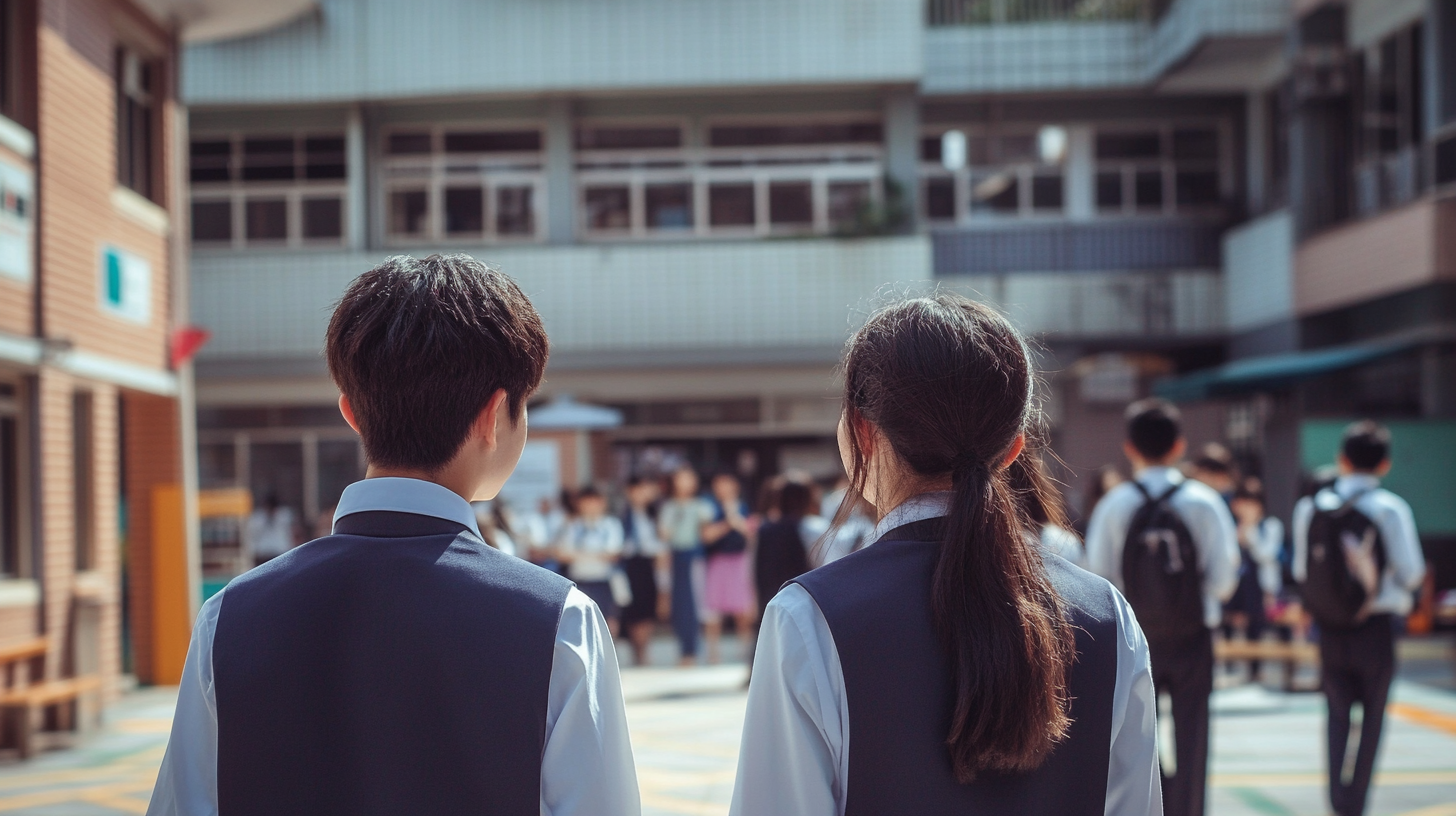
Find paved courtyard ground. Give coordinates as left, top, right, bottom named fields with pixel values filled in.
left=0, top=635, right=1449, bottom=815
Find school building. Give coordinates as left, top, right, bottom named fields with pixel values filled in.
left=0, top=0, right=314, bottom=738
left=182, top=1, right=1455, bottom=593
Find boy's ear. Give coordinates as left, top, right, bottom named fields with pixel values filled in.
left=338, top=395, right=361, bottom=434
left=473, top=389, right=511, bottom=450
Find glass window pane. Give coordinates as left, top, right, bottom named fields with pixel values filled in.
left=709, top=123, right=882, bottom=147
left=1134, top=170, right=1164, bottom=209
left=245, top=198, right=288, bottom=241
left=248, top=443, right=305, bottom=536
left=387, top=132, right=433, bottom=155
left=768, top=181, right=813, bottom=226
left=496, top=186, right=535, bottom=236
left=920, top=136, right=942, bottom=163
left=198, top=443, right=237, bottom=489
left=924, top=177, right=955, bottom=220
left=190, top=140, right=232, bottom=183
left=304, top=136, right=346, bottom=180
left=302, top=197, right=343, bottom=239
left=828, top=181, right=871, bottom=228
left=585, top=186, right=631, bottom=231
left=1096, top=171, right=1124, bottom=210
left=998, top=134, right=1037, bottom=163
left=1175, top=170, right=1221, bottom=206
left=1, top=416, right=18, bottom=576
left=192, top=200, right=232, bottom=242
left=241, top=137, right=296, bottom=181
left=444, top=131, right=542, bottom=153
left=709, top=184, right=755, bottom=227
left=1031, top=174, right=1063, bottom=210
left=389, top=190, right=429, bottom=236
left=967, top=135, right=990, bottom=166
left=577, top=127, right=682, bottom=150
left=972, top=172, right=1018, bottom=213
left=645, top=183, right=693, bottom=230
left=1171, top=128, right=1219, bottom=161
left=1096, top=131, right=1162, bottom=160
left=444, top=187, right=485, bottom=235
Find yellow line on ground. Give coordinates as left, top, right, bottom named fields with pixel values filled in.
left=1211, top=770, right=1456, bottom=788
left=1391, top=703, right=1456, bottom=737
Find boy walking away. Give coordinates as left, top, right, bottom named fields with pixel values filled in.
left=1294, top=421, right=1425, bottom=816
left=1086, top=399, right=1240, bottom=816
left=147, top=255, right=639, bottom=816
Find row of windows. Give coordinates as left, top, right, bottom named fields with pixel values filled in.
left=191, top=121, right=1229, bottom=246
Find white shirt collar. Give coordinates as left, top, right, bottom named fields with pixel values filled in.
left=1334, top=473, right=1380, bottom=496
left=332, top=477, right=483, bottom=539
left=873, top=491, right=953, bottom=540
left=1134, top=465, right=1185, bottom=486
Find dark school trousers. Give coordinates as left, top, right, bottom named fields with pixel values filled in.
left=1149, top=627, right=1214, bottom=816
left=1320, top=614, right=1396, bottom=816
left=671, top=549, right=700, bottom=658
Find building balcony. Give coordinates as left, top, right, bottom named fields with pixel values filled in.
left=922, top=0, right=1287, bottom=94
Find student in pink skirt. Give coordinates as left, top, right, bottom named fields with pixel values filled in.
left=702, top=472, right=754, bottom=664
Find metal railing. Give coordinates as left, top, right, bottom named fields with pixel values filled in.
left=926, top=0, right=1150, bottom=26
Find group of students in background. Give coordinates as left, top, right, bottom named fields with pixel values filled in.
left=1079, top=402, right=1425, bottom=816
left=469, top=466, right=868, bottom=668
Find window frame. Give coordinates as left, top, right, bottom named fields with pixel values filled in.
left=115, top=44, right=163, bottom=202
left=379, top=122, right=547, bottom=246
left=918, top=124, right=1069, bottom=223
left=189, top=131, right=350, bottom=250
left=1091, top=120, right=1231, bottom=217
left=576, top=115, right=885, bottom=240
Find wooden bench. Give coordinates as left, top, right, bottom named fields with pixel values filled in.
left=1215, top=638, right=1320, bottom=692
left=0, top=639, right=102, bottom=758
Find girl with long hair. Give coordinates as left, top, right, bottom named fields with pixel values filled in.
left=731, top=294, right=1160, bottom=815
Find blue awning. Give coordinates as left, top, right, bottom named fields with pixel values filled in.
left=1154, top=336, right=1423, bottom=402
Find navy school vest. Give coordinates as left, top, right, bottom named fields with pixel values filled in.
left=214, top=511, right=573, bottom=816
left=793, top=518, right=1120, bottom=816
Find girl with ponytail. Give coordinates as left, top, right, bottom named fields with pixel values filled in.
left=730, top=294, right=1160, bottom=816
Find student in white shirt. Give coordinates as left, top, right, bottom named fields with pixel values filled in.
left=1292, top=421, right=1425, bottom=816
left=555, top=485, right=626, bottom=633
left=734, top=294, right=1160, bottom=816
left=1084, top=399, right=1239, bottom=816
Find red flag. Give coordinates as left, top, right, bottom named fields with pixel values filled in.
left=170, top=326, right=212, bottom=369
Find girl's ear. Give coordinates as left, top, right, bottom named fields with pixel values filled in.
left=999, top=434, right=1026, bottom=470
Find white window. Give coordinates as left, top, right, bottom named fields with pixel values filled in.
left=189, top=133, right=348, bottom=249
left=919, top=126, right=1066, bottom=223
left=1093, top=124, right=1225, bottom=216
left=381, top=127, right=544, bottom=244
left=576, top=120, right=884, bottom=239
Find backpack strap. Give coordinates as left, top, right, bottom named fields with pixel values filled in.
left=1132, top=479, right=1183, bottom=507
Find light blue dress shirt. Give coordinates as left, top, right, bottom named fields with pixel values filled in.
left=146, top=477, right=641, bottom=816
left=731, top=493, right=1163, bottom=816
left=1292, top=473, right=1426, bottom=616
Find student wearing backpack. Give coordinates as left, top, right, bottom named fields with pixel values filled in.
left=1293, top=421, right=1425, bottom=816
left=1085, top=399, right=1239, bottom=816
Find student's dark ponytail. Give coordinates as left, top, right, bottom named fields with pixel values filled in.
left=833, top=294, right=1074, bottom=782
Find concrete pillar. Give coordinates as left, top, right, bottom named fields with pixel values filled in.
left=883, top=87, right=920, bottom=230
left=1246, top=91, right=1268, bottom=214
left=545, top=99, right=575, bottom=245
left=1065, top=125, right=1095, bottom=220
left=346, top=105, right=367, bottom=251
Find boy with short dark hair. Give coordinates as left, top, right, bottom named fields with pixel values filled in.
left=1294, top=420, right=1425, bottom=816
left=1085, top=398, right=1240, bottom=816
left=148, top=255, right=639, bottom=816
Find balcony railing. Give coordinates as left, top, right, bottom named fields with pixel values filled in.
left=926, top=0, right=1150, bottom=26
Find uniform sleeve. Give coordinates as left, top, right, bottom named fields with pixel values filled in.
left=540, top=589, right=640, bottom=816
left=1291, top=497, right=1313, bottom=583
left=604, top=517, right=625, bottom=555
left=730, top=584, right=845, bottom=816
left=1192, top=493, right=1240, bottom=603
left=1083, top=488, right=1127, bottom=588
left=146, top=591, right=225, bottom=816
left=1105, top=590, right=1163, bottom=816
left=1255, top=517, right=1284, bottom=596
left=1378, top=495, right=1426, bottom=592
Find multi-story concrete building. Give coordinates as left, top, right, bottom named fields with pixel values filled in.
left=0, top=0, right=314, bottom=717
left=182, top=0, right=1452, bottom=588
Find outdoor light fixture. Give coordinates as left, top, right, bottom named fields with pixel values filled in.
left=941, top=129, right=967, bottom=171
left=1038, top=125, right=1068, bottom=165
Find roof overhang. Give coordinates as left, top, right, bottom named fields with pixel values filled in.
left=131, top=0, right=317, bottom=43
left=1156, top=35, right=1286, bottom=93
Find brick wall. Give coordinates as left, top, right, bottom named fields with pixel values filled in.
left=36, top=23, right=172, bottom=369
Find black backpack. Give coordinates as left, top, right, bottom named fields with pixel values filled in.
left=1301, top=490, right=1385, bottom=629
left=1121, top=482, right=1206, bottom=642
